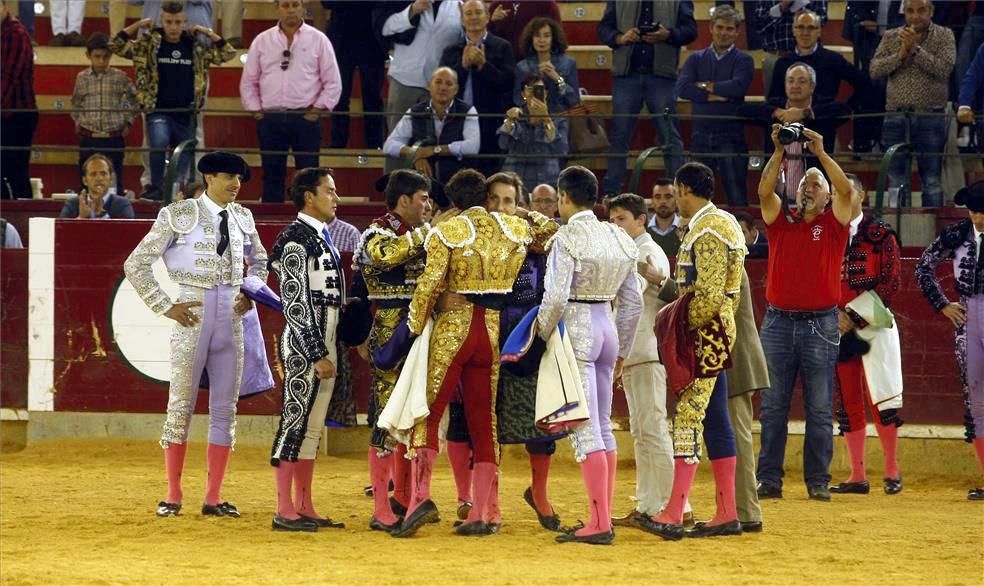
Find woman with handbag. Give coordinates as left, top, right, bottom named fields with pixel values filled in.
left=498, top=73, right=569, bottom=192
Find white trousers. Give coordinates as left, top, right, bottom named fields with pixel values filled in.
left=622, top=361, right=674, bottom=515
left=49, top=0, right=85, bottom=34
left=298, top=307, right=339, bottom=459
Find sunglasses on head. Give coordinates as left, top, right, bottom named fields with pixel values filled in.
left=281, top=49, right=290, bottom=71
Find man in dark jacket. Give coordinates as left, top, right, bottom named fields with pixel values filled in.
left=440, top=0, right=515, bottom=176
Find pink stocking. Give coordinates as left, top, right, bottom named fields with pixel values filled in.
left=293, top=459, right=319, bottom=518
left=446, top=440, right=474, bottom=505
left=466, top=462, right=496, bottom=524
left=875, top=422, right=900, bottom=480
left=204, top=444, right=231, bottom=506
left=708, top=456, right=738, bottom=526
left=843, top=429, right=868, bottom=483
left=274, top=462, right=298, bottom=519
left=575, top=451, right=611, bottom=536
left=164, top=442, right=188, bottom=504
left=653, top=459, right=698, bottom=525
left=368, top=448, right=398, bottom=524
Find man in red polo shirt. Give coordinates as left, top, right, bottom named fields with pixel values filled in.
left=754, top=123, right=854, bottom=502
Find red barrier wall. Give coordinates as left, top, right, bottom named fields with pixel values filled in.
left=0, top=219, right=965, bottom=425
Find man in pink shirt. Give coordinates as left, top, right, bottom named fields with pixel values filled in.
left=240, top=0, right=342, bottom=202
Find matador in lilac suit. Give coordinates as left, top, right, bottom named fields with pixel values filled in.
left=124, top=152, right=268, bottom=519
left=537, top=166, right=641, bottom=545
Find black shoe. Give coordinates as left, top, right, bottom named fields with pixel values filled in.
left=363, top=485, right=373, bottom=497
left=555, top=529, right=614, bottom=545
left=637, top=517, right=684, bottom=541
left=883, top=476, right=903, bottom=495
left=299, top=514, right=345, bottom=529
left=487, top=522, right=502, bottom=534
left=202, top=502, right=240, bottom=517
left=369, top=516, right=402, bottom=533
left=523, top=487, right=562, bottom=532
left=830, top=480, right=870, bottom=494
left=391, top=500, right=439, bottom=538
left=389, top=496, right=407, bottom=517
left=740, top=521, right=763, bottom=533
left=808, top=485, right=832, bottom=502
left=454, top=520, right=492, bottom=536
left=272, top=516, right=318, bottom=532
left=684, top=520, right=743, bottom=538
left=456, top=501, right=473, bottom=521
left=156, top=501, right=181, bottom=517
left=968, top=488, right=984, bottom=501
left=756, top=482, right=783, bottom=499
left=140, top=187, right=163, bottom=201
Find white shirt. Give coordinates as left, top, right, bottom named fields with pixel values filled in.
left=848, top=212, right=864, bottom=242
left=974, top=225, right=983, bottom=261
left=297, top=211, right=327, bottom=236
left=383, top=2, right=462, bottom=89
left=201, top=192, right=228, bottom=231
left=647, top=213, right=681, bottom=236
left=383, top=101, right=482, bottom=160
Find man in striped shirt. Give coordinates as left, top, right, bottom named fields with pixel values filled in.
left=1, top=0, right=36, bottom=200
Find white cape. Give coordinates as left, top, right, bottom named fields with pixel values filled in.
left=377, top=318, right=433, bottom=445
left=535, top=325, right=589, bottom=432
left=847, top=291, right=903, bottom=411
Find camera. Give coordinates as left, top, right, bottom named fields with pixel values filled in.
left=778, top=122, right=809, bottom=145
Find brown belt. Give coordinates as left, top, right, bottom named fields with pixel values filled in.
left=79, top=127, right=124, bottom=138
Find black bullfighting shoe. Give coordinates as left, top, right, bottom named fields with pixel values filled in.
left=389, top=496, right=408, bottom=517
left=272, top=516, right=318, bottom=532
left=968, top=488, right=984, bottom=501
left=391, top=500, right=439, bottom=538
left=201, top=502, right=240, bottom=517
left=883, top=477, right=903, bottom=495
left=684, top=520, right=743, bottom=538
left=637, top=517, right=684, bottom=541
left=524, top=487, right=563, bottom=532
left=369, top=516, right=402, bottom=533
left=740, top=520, right=764, bottom=533
left=299, top=514, right=345, bottom=528
left=830, top=480, right=870, bottom=494
left=156, top=502, right=181, bottom=517
left=555, top=526, right=614, bottom=545
left=454, top=520, right=492, bottom=536
left=457, top=501, right=473, bottom=521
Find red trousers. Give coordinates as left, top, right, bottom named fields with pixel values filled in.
left=423, top=306, right=497, bottom=464
left=836, top=356, right=880, bottom=431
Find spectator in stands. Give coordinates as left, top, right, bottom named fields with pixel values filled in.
left=740, top=62, right=851, bottom=205
left=1, top=0, right=36, bottom=200
left=0, top=218, right=23, bottom=248
left=112, top=2, right=235, bottom=200
left=956, top=2, right=984, bottom=90
left=325, top=213, right=361, bottom=254
left=374, top=0, right=462, bottom=134
left=177, top=180, right=205, bottom=200
left=323, top=1, right=388, bottom=149
left=8, top=0, right=33, bottom=43
left=383, top=67, right=480, bottom=187
left=597, top=0, right=695, bottom=196
left=755, top=125, right=853, bottom=503
left=499, top=72, right=568, bottom=191
left=530, top=183, right=559, bottom=218
left=48, top=0, right=85, bottom=46
left=440, top=0, right=515, bottom=175
left=676, top=4, right=754, bottom=206
left=756, top=0, right=828, bottom=53
left=957, top=42, right=984, bottom=146
left=72, top=33, right=138, bottom=197
left=59, top=154, right=136, bottom=219
left=735, top=211, right=769, bottom=258
left=769, top=9, right=873, bottom=153
left=218, top=0, right=244, bottom=49
left=646, top=178, right=682, bottom=257
left=489, top=1, right=561, bottom=60
left=513, top=17, right=579, bottom=113
left=241, top=0, right=342, bottom=203
left=870, top=0, right=955, bottom=208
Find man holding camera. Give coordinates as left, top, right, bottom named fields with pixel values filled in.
left=754, top=125, right=854, bottom=503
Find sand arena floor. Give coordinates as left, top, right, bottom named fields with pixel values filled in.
left=1, top=439, right=982, bottom=585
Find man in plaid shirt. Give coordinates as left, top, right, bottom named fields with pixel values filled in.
left=73, top=33, right=138, bottom=195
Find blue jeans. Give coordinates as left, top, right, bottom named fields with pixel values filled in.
left=605, top=73, right=684, bottom=195
left=146, top=113, right=195, bottom=191
left=756, top=307, right=840, bottom=489
left=692, top=126, right=748, bottom=206
left=881, top=112, right=946, bottom=207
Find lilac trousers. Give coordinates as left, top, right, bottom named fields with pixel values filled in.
left=568, top=303, right=619, bottom=461
left=161, top=284, right=243, bottom=448
left=967, top=295, right=984, bottom=434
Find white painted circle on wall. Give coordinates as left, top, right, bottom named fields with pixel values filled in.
left=110, top=259, right=179, bottom=384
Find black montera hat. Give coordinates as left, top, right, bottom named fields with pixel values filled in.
left=954, top=181, right=984, bottom=212
left=197, top=152, right=251, bottom=181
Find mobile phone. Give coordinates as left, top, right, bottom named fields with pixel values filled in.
left=532, top=86, right=546, bottom=101
left=639, top=24, right=656, bottom=34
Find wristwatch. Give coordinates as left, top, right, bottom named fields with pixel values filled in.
left=433, top=145, right=443, bottom=154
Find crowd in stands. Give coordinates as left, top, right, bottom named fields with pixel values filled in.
left=0, top=0, right=983, bottom=219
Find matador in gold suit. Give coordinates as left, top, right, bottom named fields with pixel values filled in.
left=356, top=170, right=435, bottom=532
left=643, top=163, right=747, bottom=540
left=394, top=170, right=556, bottom=538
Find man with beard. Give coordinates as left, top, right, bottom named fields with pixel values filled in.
left=647, top=178, right=682, bottom=257
left=754, top=126, right=854, bottom=503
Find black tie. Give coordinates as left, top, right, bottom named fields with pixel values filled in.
left=978, top=234, right=983, bottom=269
left=217, top=210, right=229, bottom=256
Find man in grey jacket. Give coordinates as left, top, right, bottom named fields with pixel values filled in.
left=597, top=1, right=696, bottom=195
